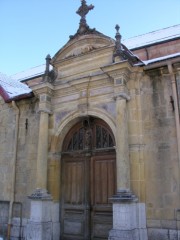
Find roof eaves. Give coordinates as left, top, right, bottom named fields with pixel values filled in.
left=143, top=53, right=180, bottom=70
left=128, top=36, right=180, bottom=51
left=143, top=53, right=180, bottom=65
left=20, top=73, right=43, bottom=82
left=4, top=92, right=34, bottom=103
left=0, top=85, right=11, bottom=102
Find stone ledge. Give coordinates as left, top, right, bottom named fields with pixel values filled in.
left=109, top=229, right=139, bottom=240
left=28, top=188, right=52, bottom=200
left=109, top=189, right=138, bottom=203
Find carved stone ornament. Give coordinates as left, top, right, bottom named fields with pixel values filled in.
left=76, top=0, right=94, bottom=33
left=43, top=54, right=57, bottom=83
left=70, top=0, right=104, bottom=40
left=113, top=25, right=142, bottom=65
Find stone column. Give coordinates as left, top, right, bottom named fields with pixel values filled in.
left=116, top=95, right=130, bottom=191
left=27, top=85, right=54, bottom=240
left=36, top=110, right=49, bottom=189
left=31, top=89, right=52, bottom=195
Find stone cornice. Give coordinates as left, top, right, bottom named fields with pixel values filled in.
left=101, top=60, right=133, bottom=79
left=31, top=82, right=54, bottom=96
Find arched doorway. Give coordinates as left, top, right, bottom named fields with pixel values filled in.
left=60, top=117, right=116, bottom=240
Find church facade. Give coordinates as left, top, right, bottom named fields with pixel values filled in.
left=0, top=1, right=180, bottom=240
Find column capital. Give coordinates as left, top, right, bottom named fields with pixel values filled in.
left=101, top=61, right=133, bottom=83
left=38, top=92, right=53, bottom=114
left=31, top=82, right=54, bottom=96
left=31, top=82, right=54, bottom=114
left=114, top=92, right=131, bottom=101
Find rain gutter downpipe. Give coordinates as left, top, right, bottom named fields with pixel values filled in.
left=7, top=101, right=20, bottom=240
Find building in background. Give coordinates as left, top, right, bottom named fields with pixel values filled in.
left=0, top=1, right=180, bottom=240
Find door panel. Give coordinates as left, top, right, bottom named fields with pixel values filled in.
left=61, top=119, right=116, bottom=240
left=91, top=155, right=116, bottom=239
left=61, top=156, right=90, bottom=240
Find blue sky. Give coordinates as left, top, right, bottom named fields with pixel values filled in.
left=1, top=0, right=180, bottom=76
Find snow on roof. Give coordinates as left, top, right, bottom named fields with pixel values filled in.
left=143, top=52, right=180, bottom=65
left=123, top=24, right=180, bottom=49
left=0, top=72, right=32, bottom=102
left=10, top=25, right=180, bottom=82
left=12, top=64, right=46, bottom=82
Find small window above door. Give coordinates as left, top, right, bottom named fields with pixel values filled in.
left=63, top=118, right=115, bottom=152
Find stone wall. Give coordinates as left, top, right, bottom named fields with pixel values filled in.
left=0, top=97, right=16, bottom=200
left=15, top=98, right=39, bottom=218
left=132, top=39, right=180, bottom=61
left=141, top=68, right=180, bottom=238
left=0, top=97, right=39, bottom=218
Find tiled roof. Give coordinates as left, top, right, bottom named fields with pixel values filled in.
left=0, top=72, right=32, bottom=102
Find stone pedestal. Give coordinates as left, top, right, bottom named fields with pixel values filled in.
left=109, top=190, right=148, bottom=240
left=26, top=189, right=53, bottom=240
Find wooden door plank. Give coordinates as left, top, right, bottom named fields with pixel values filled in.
left=61, top=156, right=90, bottom=240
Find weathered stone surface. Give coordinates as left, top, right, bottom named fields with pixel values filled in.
left=26, top=222, right=52, bottom=240
left=109, top=229, right=139, bottom=240
left=0, top=12, right=180, bottom=240
left=109, top=201, right=147, bottom=240
left=148, top=228, right=180, bottom=240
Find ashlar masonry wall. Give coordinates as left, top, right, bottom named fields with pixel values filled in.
left=0, top=96, right=40, bottom=238
left=0, top=97, right=16, bottom=200
left=15, top=98, right=40, bottom=217
left=141, top=68, right=180, bottom=238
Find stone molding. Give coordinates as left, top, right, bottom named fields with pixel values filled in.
left=109, top=189, right=138, bottom=203
left=28, top=188, right=52, bottom=200
left=114, top=92, right=131, bottom=101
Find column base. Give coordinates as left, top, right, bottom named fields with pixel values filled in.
left=109, top=189, right=148, bottom=240
left=109, top=229, right=139, bottom=240
left=26, top=222, right=52, bottom=240
left=109, top=189, right=138, bottom=202
left=26, top=189, right=53, bottom=240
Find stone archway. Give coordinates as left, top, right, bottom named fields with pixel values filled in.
left=60, top=117, right=116, bottom=240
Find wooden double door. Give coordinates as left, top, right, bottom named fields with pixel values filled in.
left=60, top=119, right=116, bottom=240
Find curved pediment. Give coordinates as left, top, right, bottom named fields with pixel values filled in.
left=51, top=33, right=115, bottom=64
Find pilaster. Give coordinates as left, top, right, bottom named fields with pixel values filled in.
left=102, top=61, right=148, bottom=240
left=27, top=83, right=54, bottom=240
left=102, top=61, right=132, bottom=192
left=33, top=83, right=53, bottom=189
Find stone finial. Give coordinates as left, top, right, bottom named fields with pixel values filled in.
left=76, top=0, right=94, bottom=34
left=114, top=24, right=122, bottom=56
left=45, top=54, right=51, bottom=76
left=43, top=54, right=57, bottom=83
left=113, top=24, right=141, bottom=65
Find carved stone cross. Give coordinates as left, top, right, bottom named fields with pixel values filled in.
left=76, top=0, right=94, bottom=20
left=70, top=0, right=95, bottom=37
